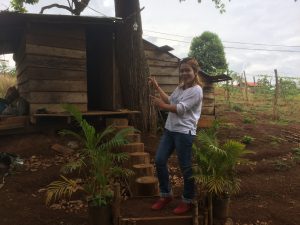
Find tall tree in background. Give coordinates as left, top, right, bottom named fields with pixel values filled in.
left=189, top=31, right=228, bottom=74
left=9, top=0, right=232, bottom=14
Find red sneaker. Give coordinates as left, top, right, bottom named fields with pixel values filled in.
left=151, top=197, right=173, bottom=210
left=173, top=202, right=192, bottom=214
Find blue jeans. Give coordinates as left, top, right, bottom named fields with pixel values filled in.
left=155, top=129, right=195, bottom=203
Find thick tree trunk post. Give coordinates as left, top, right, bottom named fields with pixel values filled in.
left=193, top=200, right=199, bottom=225
left=208, top=193, right=213, bottom=225
left=243, top=71, right=249, bottom=103
left=113, top=183, right=121, bottom=225
left=273, top=69, right=279, bottom=120
left=134, top=176, right=159, bottom=196
left=114, top=0, right=157, bottom=132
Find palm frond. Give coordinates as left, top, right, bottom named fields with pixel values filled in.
left=60, top=158, right=86, bottom=174
left=58, top=129, right=82, bottom=141
left=45, top=175, right=83, bottom=205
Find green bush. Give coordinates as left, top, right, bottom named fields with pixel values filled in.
left=241, top=135, right=255, bottom=144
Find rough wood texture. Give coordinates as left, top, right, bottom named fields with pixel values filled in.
left=0, top=116, right=29, bottom=130
left=145, top=50, right=178, bottom=63
left=17, top=67, right=86, bottom=85
left=26, top=44, right=86, bottom=59
left=134, top=176, right=159, bottom=196
left=25, top=92, right=87, bottom=104
left=198, top=115, right=215, bottom=128
left=118, top=143, right=144, bottom=153
left=128, top=152, right=150, bottom=166
left=126, top=133, right=141, bottom=143
left=132, top=164, right=154, bottom=177
left=18, top=80, right=87, bottom=92
left=29, top=103, right=87, bottom=114
left=201, top=106, right=215, bottom=115
left=106, top=118, right=129, bottom=126
left=26, top=33, right=86, bottom=50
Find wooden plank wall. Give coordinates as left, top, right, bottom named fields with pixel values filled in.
left=15, top=23, right=87, bottom=114
left=198, top=76, right=215, bottom=128
left=144, top=43, right=179, bottom=94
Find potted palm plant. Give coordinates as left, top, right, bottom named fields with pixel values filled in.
left=45, top=105, right=133, bottom=225
left=193, top=123, right=253, bottom=225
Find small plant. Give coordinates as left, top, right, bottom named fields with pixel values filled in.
left=268, top=135, right=285, bottom=143
left=292, top=147, right=300, bottom=163
left=241, top=135, right=255, bottom=144
left=273, top=160, right=291, bottom=171
left=46, top=105, right=133, bottom=207
left=243, top=116, right=255, bottom=124
left=232, top=104, right=243, bottom=112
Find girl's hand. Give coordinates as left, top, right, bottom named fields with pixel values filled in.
left=148, top=76, right=159, bottom=90
left=150, top=95, right=165, bottom=109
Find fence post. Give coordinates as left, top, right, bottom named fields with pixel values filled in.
left=273, top=69, right=279, bottom=120
left=243, top=71, right=249, bottom=103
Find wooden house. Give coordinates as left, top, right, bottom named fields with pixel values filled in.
left=0, top=12, right=124, bottom=115
left=143, top=40, right=180, bottom=94
left=0, top=12, right=230, bottom=130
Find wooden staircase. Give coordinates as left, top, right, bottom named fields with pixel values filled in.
left=106, top=118, right=159, bottom=197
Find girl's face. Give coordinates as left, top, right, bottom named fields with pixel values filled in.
left=179, top=63, right=196, bottom=87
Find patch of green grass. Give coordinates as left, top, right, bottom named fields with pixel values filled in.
left=292, top=147, right=300, bottom=163
left=273, top=160, right=292, bottom=171
left=268, top=135, right=286, bottom=143
left=241, top=135, right=255, bottom=144
left=243, top=116, right=255, bottom=124
left=231, top=104, right=243, bottom=112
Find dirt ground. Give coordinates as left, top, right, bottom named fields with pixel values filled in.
left=0, top=108, right=299, bottom=225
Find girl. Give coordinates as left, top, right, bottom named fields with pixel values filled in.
left=149, top=57, right=203, bottom=214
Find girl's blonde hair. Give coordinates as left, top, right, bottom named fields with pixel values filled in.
left=179, top=57, right=203, bottom=87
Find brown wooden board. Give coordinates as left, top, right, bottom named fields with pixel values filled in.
left=17, top=67, right=86, bottom=85
left=30, top=103, right=87, bottom=114
left=19, top=54, right=86, bottom=71
left=201, top=106, right=215, bottom=115
left=149, top=66, right=179, bottom=76
left=26, top=44, right=86, bottom=59
left=27, top=23, right=86, bottom=40
left=147, top=59, right=178, bottom=67
left=27, top=92, right=87, bottom=104
left=0, top=116, right=29, bottom=130
left=145, top=50, right=178, bottom=63
left=154, top=75, right=179, bottom=85
left=26, top=33, right=86, bottom=51
left=19, top=80, right=87, bottom=92
left=198, top=115, right=215, bottom=128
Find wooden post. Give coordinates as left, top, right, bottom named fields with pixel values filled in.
left=113, top=183, right=121, bottom=225
left=243, top=71, right=249, bottom=103
left=273, top=69, right=279, bottom=120
left=193, top=200, right=199, bottom=225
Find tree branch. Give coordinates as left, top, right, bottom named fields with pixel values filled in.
left=40, top=4, right=74, bottom=14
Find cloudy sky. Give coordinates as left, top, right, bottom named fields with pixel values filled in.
left=1, top=0, right=300, bottom=78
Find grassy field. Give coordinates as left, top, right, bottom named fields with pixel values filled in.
left=215, top=85, right=300, bottom=124
left=0, top=73, right=16, bottom=98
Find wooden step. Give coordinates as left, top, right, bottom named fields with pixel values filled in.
left=120, top=197, right=204, bottom=225
left=0, top=116, right=29, bottom=130
left=132, top=164, right=154, bottom=177
left=134, top=176, right=159, bottom=196
left=126, top=133, right=141, bottom=143
left=105, top=118, right=128, bottom=126
left=118, top=142, right=144, bottom=153
left=113, top=125, right=135, bottom=134
left=128, top=152, right=150, bottom=167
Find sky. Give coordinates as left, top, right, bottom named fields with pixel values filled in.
left=1, top=0, right=300, bottom=79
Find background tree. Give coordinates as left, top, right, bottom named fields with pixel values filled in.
left=189, top=31, right=228, bottom=74
left=9, top=0, right=232, bottom=14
